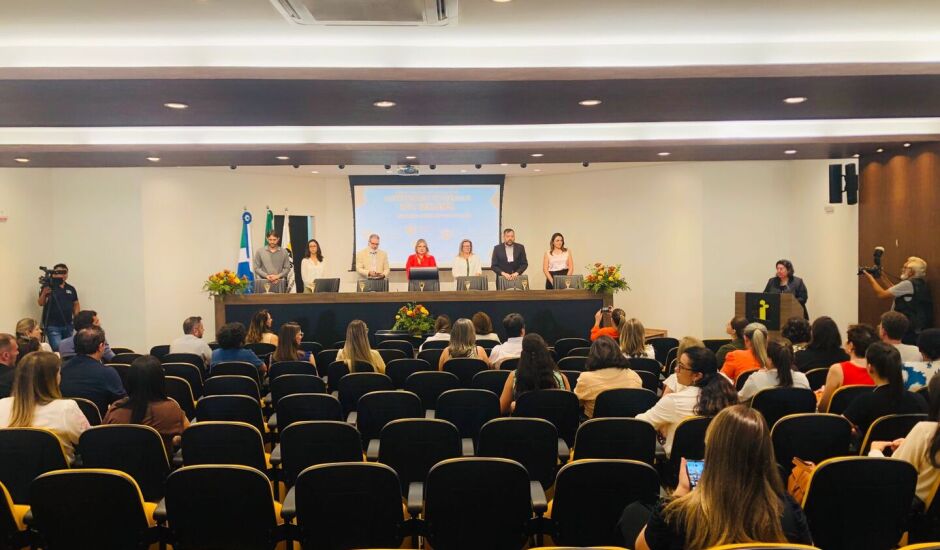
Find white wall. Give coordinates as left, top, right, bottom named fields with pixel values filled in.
left=0, top=160, right=858, bottom=351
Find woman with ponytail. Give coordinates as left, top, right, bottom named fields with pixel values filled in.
left=720, top=323, right=770, bottom=383
left=738, top=337, right=810, bottom=400
left=843, top=342, right=927, bottom=435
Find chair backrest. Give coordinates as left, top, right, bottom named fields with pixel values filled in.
left=109, top=352, right=142, bottom=365
left=826, top=384, right=875, bottom=414
left=471, top=369, right=510, bottom=397
left=209, top=361, right=261, bottom=386
left=435, top=389, right=501, bottom=439
left=550, top=459, right=661, bottom=547
left=180, top=421, right=267, bottom=471
left=376, top=348, right=407, bottom=364
left=593, top=388, right=659, bottom=418
left=417, top=348, right=445, bottom=369
left=562, top=370, right=581, bottom=391
left=356, top=278, right=389, bottom=292
left=0, top=480, right=24, bottom=545
left=408, top=279, right=440, bottom=292
left=269, top=360, right=318, bottom=380
left=110, top=363, right=131, bottom=392
left=557, top=356, right=587, bottom=372
left=30, top=469, right=154, bottom=550
left=355, top=390, right=424, bottom=443
left=735, top=368, right=757, bottom=391
left=275, top=393, right=343, bottom=429
left=702, top=338, right=731, bottom=354
left=637, top=370, right=660, bottom=393
left=312, top=278, right=341, bottom=292
left=750, top=387, right=818, bottom=429
left=326, top=360, right=375, bottom=392
left=161, top=352, right=205, bottom=374
left=165, top=465, right=279, bottom=550
left=805, top=367, right=829, bottom=390
left=195, top=395, right=267, bottom=434
left=279, top=421, right=363, bottom=485
left=293, top=462, right=404, bottom=550
left=455, top=275, right=488, bottom=291
left=647, top=337, right=680, bottom=365
left=421, top=339, right=450, bottom=350
left=513, top=389, right=580, bottom=445
left=477, top=339, right=500, bottom=352
left=337, top=372, right=395, bottom=413
left=386, top=358, right=433, bottom=388
left=495, top=274, right=529, bottom=291
left=572, top=418, right=656, bottom=464
left=203, top=374, right=261, bottom=401
left=150, top=344, right=171, bottom=360
left=628, top=357, right=662, bottom=376
left=78, top=424, right=170, bottom=502
left=442, top=357, right=489, bottom=386
left=567, top=346, right=591, bottom=358
left=270, top=374, right=326, bottom=405
left=665, top=348, right=679, bottom=375
left=403, top=370, right=461, bottom=410
left=165, top=376, right=197, bottom=420
left=0, top=428, right=69, bottom=504
left=378, top=419, right=461, bottom=493
left=553, top=338, right=591, bottom=359
left=665, top=416, right=712, bottom=486
left=162, top=362, right=204, bottom=399
left=859, top=413, right=929, bottom=455
left=70, top=397, right=102, bottom=426
left=802, top=456, right=917, bottom=550
left=478, top=417, right=558, bottom=489
left=424, top=458, right=532, bottom=550
left=771, top=413, right=853, bottom=478
left=552, top=274, right=584, bottom=289
left=378, top=339, right=415, bottom=358
left=244, top=342, right=276, bottom=357
left=315, top=348, right=340, bottom=369
left=299, top=341, right=324, bottom=356
left=499, top=357, right=520, bottom=371
left=332, top=340, right=347, bottom=350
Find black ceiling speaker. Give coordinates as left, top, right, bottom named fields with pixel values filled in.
left=828, top=164, right=843, bottom=204
left=845, top=163, right=859, bottom=205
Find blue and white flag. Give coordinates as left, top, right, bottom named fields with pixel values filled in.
left=237, top=211, right=254, bottom=287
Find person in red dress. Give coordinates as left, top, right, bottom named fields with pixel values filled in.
left=405, top=239, right=437, bottom=280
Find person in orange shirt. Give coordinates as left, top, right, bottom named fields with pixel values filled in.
left=590, top=307, right=624, bottom=341
left=720, top=322, right=770, bottom=383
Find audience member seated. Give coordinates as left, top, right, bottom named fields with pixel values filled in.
left=630, top=405, right=812, bottom=550
left=0, top=351, right=90, bottom=461
left=637, top=347, right=737, bottom=457
left=843, top=342, right=928, bottom=436
left=903, top=328, right=940, bottom=392
left=0, top=334, right=20, bottom=398
left=472, top=311, right=500, bottom=343
left=590, top=308, right=622, bottom=341
left=880, top=311, right=922, bottom=363
left=272, top=322, right=317, bottom=368
left=781, top=316, right=812, bottom=352
left=619, top=317, right=655, bottom=359
left=489, top=313, right=526, bottom=369
left=15, top=318, right=52, bottom=354
left=245, top=309, right=279, bottom=346
left=818, top=323, right=879, bottom=412
left=169, top=315, right=213, bottom=367
left=60, top=327, right=127, bottom=415
left=716, top=316, right=748, bottom=368
left=419, top=315, right=451, bottom=353
left=738, top=337, right=810, bottom=401
left=58, top=310, right=115, bottom=362
left=336, top=320, right=386, bottom=374
left=210, top=323, right=264, bottom=370
left=794, top=316, right=850, bottom=372
left=499, top=334, right=570, bottom=414
left=103, top=355, right=189, bottom=454
left=720, top=323, right=769, bottom=383
left=662, top=336, right=707, bottom=396
left=439, top=318, right=490, bottom=369
left=575, top=336, right=643, bottom=418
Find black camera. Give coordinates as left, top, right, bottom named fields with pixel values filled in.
left=857, top=247, right=884, bottom=277
left=38, top=266, right=65, bottom=288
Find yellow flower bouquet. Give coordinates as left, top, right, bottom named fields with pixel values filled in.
left=584, top=263, right=630, bottom=294
left=392, top=302, right=435, bottom=335
left=203, top=269, right=250, bottom=297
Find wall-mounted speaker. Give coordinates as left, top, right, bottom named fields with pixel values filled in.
left=845, top=164, right=858, bottom=205
left=829, top=164, right=843, bottom=204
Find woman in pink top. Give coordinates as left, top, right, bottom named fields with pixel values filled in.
left=818, top=323, right=878, bottom=412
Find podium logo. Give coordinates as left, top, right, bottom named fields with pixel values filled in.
left=759, top=299, right=770, bottom=321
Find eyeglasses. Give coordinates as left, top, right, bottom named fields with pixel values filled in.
left=675, top=361, right=692, bottom=373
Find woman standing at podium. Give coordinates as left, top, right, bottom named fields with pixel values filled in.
left=300, top=239, right=325, bottom=293
left=405, top=239, right=437, bottom=280
left=763, top=259, right=809, bottom=319
left=543, top=232, right=574, bottom=289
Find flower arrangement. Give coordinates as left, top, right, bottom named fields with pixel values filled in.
left=392, top=302, right=435, bottom=335
left=203, top=269, right=250, bottom=297
left=584, top=263, right=630, bottom=294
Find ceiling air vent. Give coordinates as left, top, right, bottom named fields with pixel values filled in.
left=271, top=0, right=456, bottom=26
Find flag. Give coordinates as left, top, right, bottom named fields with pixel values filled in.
left=264, top=208, right=274, bottom=237
left=237, top=211, right=254, bottom=289
left=282, top=213, right=296, bottom=293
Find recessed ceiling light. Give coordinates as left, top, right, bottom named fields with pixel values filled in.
left=657, top=152, right=671, bottom=157
left=578, top=99, right=602, bottom=106
left=852, top=153, right=860, bottom=158
left=373, top=100, right=396, bottom=108
left=784, top=149, right=798, bottom=155
left=530, top=153, right=544, bottom=158
left=14, top=157, right=30, bottom=163
left=146, top=157, right=161, bottom=162
left=533, top=169, right=542, bottom=172
left=500, top=163, right=509, bottom=166
left=783, top=97, right=807, bottom=104
left=492, top=0, right=512, bottom=3
left=163, top=102, right=189, bottom=110
left=405, top=155, right=417, bottom=160
left=276, top=155, right=290, bottom=160
left=310, top=170, right=319, bottom=174
left=904, top=143, right=912, bottom=148
left=877, top=148, right=885, bottom=153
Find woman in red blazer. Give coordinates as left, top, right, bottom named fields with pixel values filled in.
left=405, top=239, right=437, bottom=279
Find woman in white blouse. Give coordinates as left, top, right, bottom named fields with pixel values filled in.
left=301, top=239, right=325, bottom=293
left=0, top=351, right=89, bottom=461
left=453, top=239, right=483, bottom=278
left=543, top=232, right=574, bottom=289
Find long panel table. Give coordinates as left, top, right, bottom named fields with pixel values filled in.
left=215, top=290, right=615, bottom=346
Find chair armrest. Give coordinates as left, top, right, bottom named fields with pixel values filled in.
left=172, top=449, right=184, bottom=468
left=461, top=438, right=475, bottom=457
left=407, top=482, right=424, bottom=517
left=262, top=392, right=272, bottom=406
left=425, top=409, right=435, bottom=419
left=281, top=487, right=297, bottom=522
left=267, top=412, right=278, bottom=432
left=331, top=390, right=338, bottom=399
left=529, top=481, right=548, bottom=515
left=557, top=439, right=570, bottom=463
left=23, top=508, right=33, bottom=526
left=654, top=441, right=667, bottom=462
left=366, top=439, right=380, bottom=461
left=346, top=411, right=357, bottom=425
left=153, top=498, right=167, bottom=523
left=270, top=444, right=282, bottom=466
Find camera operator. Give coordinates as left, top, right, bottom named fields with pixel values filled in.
left=863, top=256, right=934, bottom=344
left=37, top=263, right=80, bottom=352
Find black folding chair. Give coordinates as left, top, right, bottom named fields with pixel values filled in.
left=386, top=358, right=433, bottom=389
left=513, top=389, right=580, bottom=446
left=404, top=371, right=460, bottom=411
left=593, top=388, right=658, bottom=418
left=471, top=369, right=510, bottom=397
left=771, top=413, right=853, bottom=478
left=442, top=357, right=488, bottom=387
left=572, top=418, right=656, bottom=464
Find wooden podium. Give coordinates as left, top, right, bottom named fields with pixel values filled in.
left=734, top=292, right=804, bottom=333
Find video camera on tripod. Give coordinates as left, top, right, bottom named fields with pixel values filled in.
left=857, top=247, right=885, bottom=277
left=38, top=266, right=67, bottom=288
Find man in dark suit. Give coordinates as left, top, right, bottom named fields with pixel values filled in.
left=60, top=326, right=126, bottom=415
left=491, top=228, right=528, bottom=281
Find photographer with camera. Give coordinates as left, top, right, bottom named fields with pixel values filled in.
left=36, top=264, right=80, bottom=352
left=863, top=254, right=933, bottom=344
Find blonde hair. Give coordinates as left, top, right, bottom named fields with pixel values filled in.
left=907, top=256, right=928, bottom=278
left=342, top=320, right=374, bottom=369
left=9, top=352, right=62, bottom=428
left=414, top=239, right=429, bottom=254
left=676, top=336, right=705, bottom=363
left=619, top=318, right=649, bottom=357
left=15, top=318, right=38, bottom=340
left=246, top=309, right=272, bottom=345
left=458, top=239, right=473, bottom=255
left=447, top=319, right=477, bottom=358
left=664, top=405, right=786, bottom=549
left=744, top=322, right=770, bottom=369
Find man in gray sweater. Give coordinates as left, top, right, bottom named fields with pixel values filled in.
left=253, top=231, right=292, bottom=291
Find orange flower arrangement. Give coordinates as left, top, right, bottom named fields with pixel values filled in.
left=203, top=269, right=250, bottom=296
left=392, top=302, right=434, bottom=335
left=584, top=262, right=630, bottom=294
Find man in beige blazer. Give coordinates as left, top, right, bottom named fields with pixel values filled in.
left=356, top=233, right=390, bottom=279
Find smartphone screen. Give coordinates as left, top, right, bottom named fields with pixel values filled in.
left=686, top=460, right=704, bottom=489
